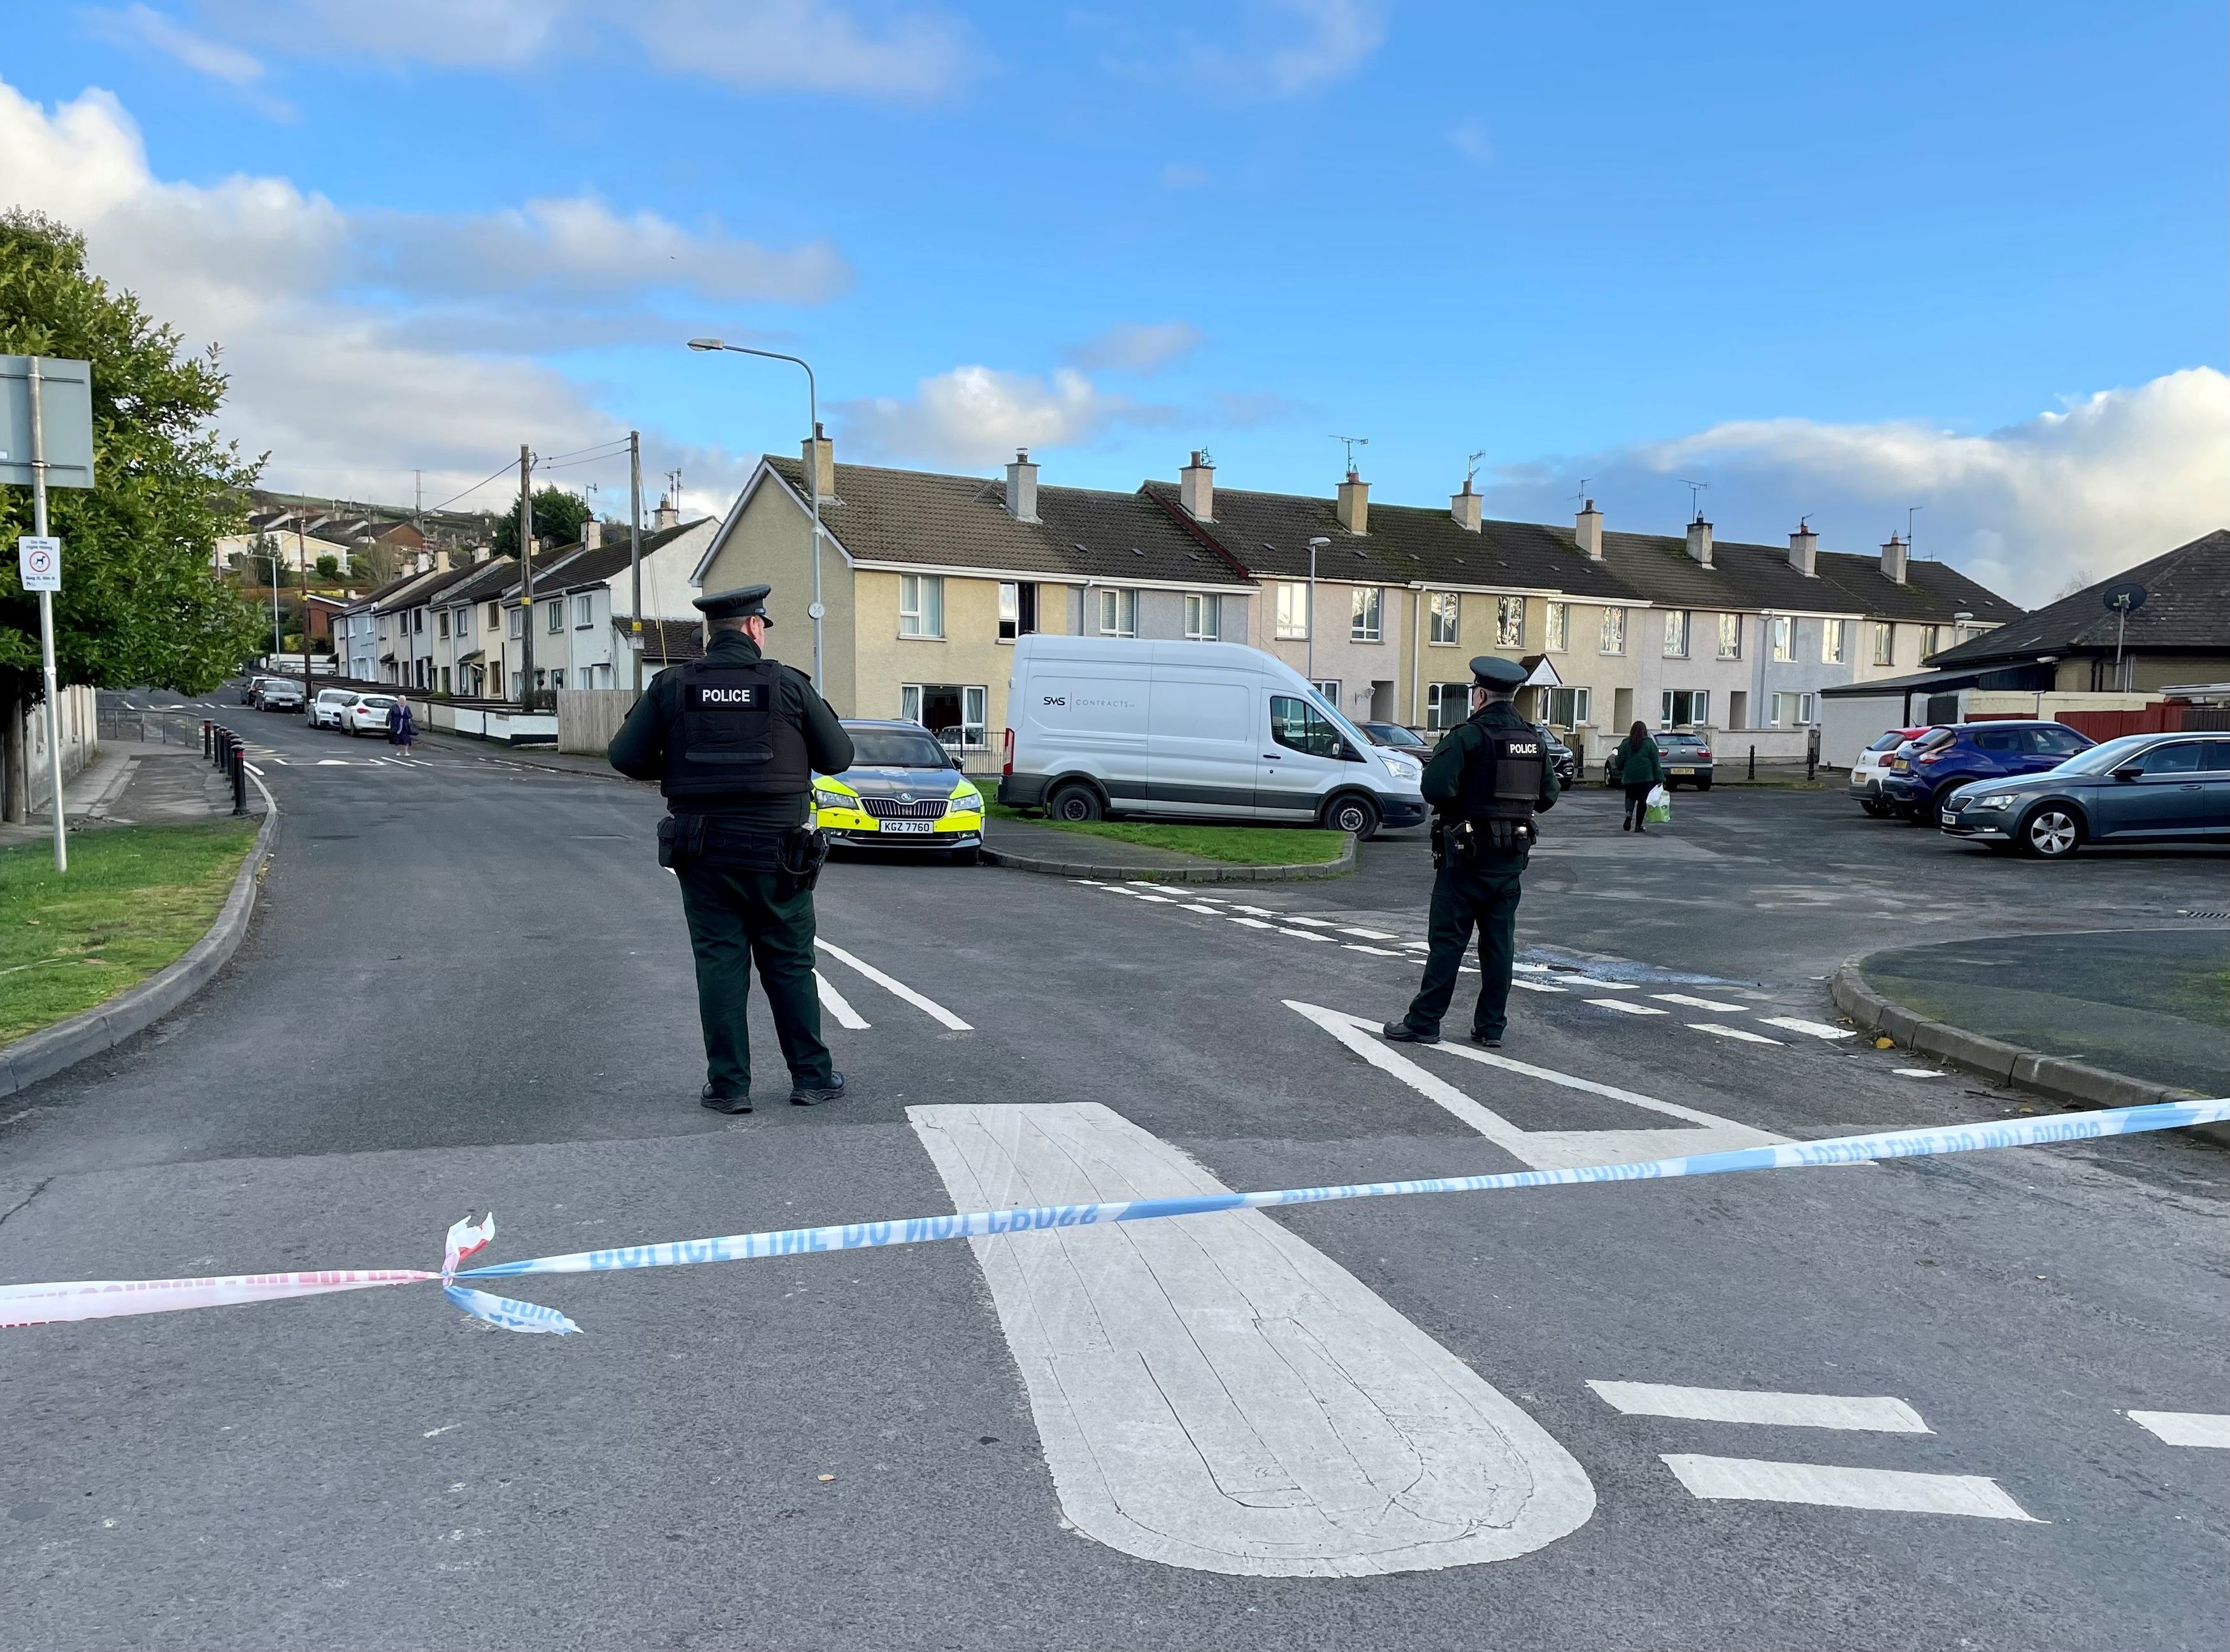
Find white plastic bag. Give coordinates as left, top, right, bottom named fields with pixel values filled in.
left=1644, top=783, right=1671, bottom=824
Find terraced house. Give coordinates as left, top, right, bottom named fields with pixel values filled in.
left=698, top=435, right=2019, bottom=765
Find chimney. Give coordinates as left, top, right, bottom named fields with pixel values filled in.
left=1004, top=447, right=1040, bottom=523
left=1787, top=521, right=1818, bottom=577
left=1574, top=498, right=1603, bottom=560
left=654, top=494, right=679, bottom=531
left=1179, top=450, right=1214, bottom=521
left=472, top=543, right=491, bottom=564
left=1450, top=478, right=1482, bottom=533
left=582, top=520, right=601, bottom=550
left=1880, top=532, right=1909, bottom=584
left=1685, top=515, right=1714, bottom=567
left=433, top=547, right=453, bottom=572
left=1336, top=467, right=1369, bottom=535
left=802, top=421, right=835, bottom=501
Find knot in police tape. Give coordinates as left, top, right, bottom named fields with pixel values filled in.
left=3, top=1098, right=2225, bottom=1337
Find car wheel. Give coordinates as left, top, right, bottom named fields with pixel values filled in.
left=1695, top=778, right=1713, bottom=791
left=1860, top=799, right=1890, bottom=818
left=2018, top=805, right=2082, bottom=859
left=1047, top=783, right=1104, bottom=822
left=1323, top=793, right=1381, bottom=840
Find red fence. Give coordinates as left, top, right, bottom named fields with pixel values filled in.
left=1964, top=703, right=2200, bottom=738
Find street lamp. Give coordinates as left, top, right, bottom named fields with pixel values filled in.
left=687, top=338, right=825, bottom=689
left=1306, top=536, right=1330, bottom=686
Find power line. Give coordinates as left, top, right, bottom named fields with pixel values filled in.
left=420, top=459, right=523, bottom=517
left=537, top=438, right=633, bottom=466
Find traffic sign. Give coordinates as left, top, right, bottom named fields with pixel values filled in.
left=17, top=533, right=60, bottom=592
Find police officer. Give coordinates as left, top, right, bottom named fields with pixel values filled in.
left=608, top=584, right=856, bottom=1112
left=1385, top=655, right=1558, bottom=1050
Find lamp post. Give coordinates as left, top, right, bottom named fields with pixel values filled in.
left=687, top=338, right=825, bottom=689
left=1306, top=536, right=1329, bottom=686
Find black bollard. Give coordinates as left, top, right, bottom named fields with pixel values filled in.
left=1748, top=744, right=1755, bottom=781
left=231, top=747, right=247, bottom=815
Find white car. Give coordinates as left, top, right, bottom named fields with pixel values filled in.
left=1848, top=726, right=1929, bottom=818
left=340, top=693, right=398, bottom=736
left=310, top=688, right=359, bottom=729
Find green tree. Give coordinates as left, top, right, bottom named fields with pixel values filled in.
left=491, top=485, right=591, bottom=559
left=1, top=210, right=263, bottom=819
left=313, top=552, right=340, bottom=581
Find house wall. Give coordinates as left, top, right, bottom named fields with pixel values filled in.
left=854, top=568, right=1007, bottom=744
left=697, top=484, right=858, bottom=710
left=1248, top=578, right=1399, bottom=727
left=2052, top=653, right=2228, bottom=693
left=1750, top=613, right=1861, bottom=733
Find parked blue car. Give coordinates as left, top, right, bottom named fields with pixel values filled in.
left=1878, top=720, right=2095, bottom=822
left=1939, top=732, right=2230, bottom=858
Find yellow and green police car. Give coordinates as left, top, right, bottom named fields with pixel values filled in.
left=812, top=719, right=986, bottom=865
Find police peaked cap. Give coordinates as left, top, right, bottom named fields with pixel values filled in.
left=1468, top=655, right=1529, bottom=690
left=694, top=584, right=773, bottom=624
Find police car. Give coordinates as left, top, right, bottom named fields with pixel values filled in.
left=813, top=719, right=986, bottom=864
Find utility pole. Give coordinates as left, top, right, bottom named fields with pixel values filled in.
left=28, top=359, right=66, bottom=870
left=628, top=430, right=644, bottom=694
left=518, top=443, right=535, bottom=706
left=296, top=512, right=312, bottom=707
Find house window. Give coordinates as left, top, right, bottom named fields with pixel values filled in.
left=436, top=609, right=450, bottom=639
left=487, top=601, right=500, bottom=629
left=549, top=669, right=565, bottom=690
left=413, top=609, right=425, bottom=634
left=1716, top=613, right=1741, bottom=660
left=1426, top=682, right=1473, bottom=730
left=900, top=684, right=988, bottom=749
left=1770, top=615, right=1792, bottom=661
left=545, top=601, right=563, bottom=635
left=1269, top=694, right=1347, bottom=759
left=1275, top=581, right=1310, bottom=639
left=1096, top=587, right=1137, bottom=637
left=1599, top=607, right=1626, bottom=654
left=1428, top=591, right=1460, bottom=645
left=510, top=671, right=523, bottom=700
left=1309, top=679, right=1341, bottom=705
left=1350, top=586, right=1382, bottom=642
left=998, top=581, right=1038, bottom=642
left=454, top=608, right=472, bottom=640
left=1662, top=689, right=1709, bottom=727
left=440, top=666, right=451, bottom=694
left=1184, top=592, right=1221, bottom=640
left=1920, top=624, right=1941, bottom=659
left=1770, top=691, right=1817, bottom=726
left=507, top=607, right=523, bottom=638
left=1544, top=601, right=1567, bottom=652
left=1544, top=686, right=1591, bottom=728
left=1823, top=618, right=1846, bottom=664
left=900, top=573, right=946, bottom=638
left=1663, top=611, right=1690, bottom=657
left=1872, top=621, right=1895, bottom=666
left=574, top=594, right=593, bottom=629
left=1496, top=595, right=1525, bottom=647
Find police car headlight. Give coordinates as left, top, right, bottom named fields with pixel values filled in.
left=946, top=789, right=982, bottom=814
left=813, top=786, right=852, bottom=812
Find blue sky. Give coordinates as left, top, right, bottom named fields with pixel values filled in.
left=4, top=1, right=2225, bottom=599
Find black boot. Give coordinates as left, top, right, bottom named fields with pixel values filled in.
left=1381, top=1022, right=1441, bottom=1045
left=791, top=1072, right=848, bottom=1107
left=700, top=1084, right=752, bottom=1114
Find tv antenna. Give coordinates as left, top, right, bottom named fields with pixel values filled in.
left=1798, top=513, right=1813, bottom=533
left=1681, top=478, right=1710, bottom=521
left=1906, top=503, right=1924, bottom=557
left=1572, top=477, right=1593, bottom=507
left=1464, top=450, right=1485, bottom=489
left=1330, top=434, right=1370, bottom=473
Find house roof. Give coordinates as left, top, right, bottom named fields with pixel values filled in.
left=613, top=615, right=707, bottom=664
left=518, top=518, right=712, bottom=596
left=1925, top=530, right=2230, bottom=667
left=435, top=556, right=522, bottom=608
left=376, top=563, right=479, bottom=612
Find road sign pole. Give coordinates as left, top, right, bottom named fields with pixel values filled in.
left=29, top=359, right=64, bottom=872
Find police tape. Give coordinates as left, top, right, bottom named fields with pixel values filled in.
left=4, top=1099, right=2224, bottom=1334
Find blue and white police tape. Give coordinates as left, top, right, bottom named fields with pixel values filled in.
left=5, top=1098, right=2224, bottom=1334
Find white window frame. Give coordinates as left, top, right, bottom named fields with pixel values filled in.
left=998, top=582, right=1019, bottom=642
left=1664, top=610, right=1690, bottom=658
left=1184, top=591, right=1220, bottom=641
left=1544, top=601, right=1567, bottom=652
left=1872, top=621, right=1895, bottom=666
left=507, top=607, right=524, bottom=639
left=1771, top=615, right=1793, bottom=661
left=545, top=601, right=563, bottom=635
left=436, top=608, right=450, bottom=639
left=1096, top=586, right=1137, bottom=638
left=574, top=593, right=594, bottom=629
left=1716, top=612, right=1742, bottom=661
left=1599, top=607, right=1626, bottom=655
left=1350, top=585, right=1382, bottom=642
left=1496, top=594, right=1525, bottom=648
left=1310, top=679, right=1341, bottom=706
left=1428, top=591, right=1460, bottom=646
left=1662, top=688, right=1709, bottom=728
left=549, top=668, right=565, bottom=690
left=898, top=683, right=990, bottom=749
left=899, top=573, right=945, bottom=638
left=1425, top=681, right=1475, bottom=730
left=1822, top=618, right=1846, bottom=664
left=1544, top=685, right=1590, bottom=728
left=1274, top=581, right=1310, bottom=640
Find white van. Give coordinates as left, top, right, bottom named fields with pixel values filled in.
left=997, top=635, right=1427, bottom=839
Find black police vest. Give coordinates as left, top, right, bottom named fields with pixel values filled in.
left=1458, top=719, right=1544, bottom=823
left=659, top=658, right=810, bottom=802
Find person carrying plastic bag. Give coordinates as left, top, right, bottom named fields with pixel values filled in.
left=1610, top=720, right=1665, bottom=833
left=1644, top=782, right=1672, bottom=825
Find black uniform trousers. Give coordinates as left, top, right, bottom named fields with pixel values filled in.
left=1402, top=853, right=1526, bottom=1039
left=674, top=859, right=832, bottom=1098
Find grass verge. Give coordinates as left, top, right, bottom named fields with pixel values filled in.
left=984, top=803, right=1344, bottom=865
left=0, top=819, right=259, bottom=1045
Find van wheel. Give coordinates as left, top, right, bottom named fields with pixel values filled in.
left=1323, top=794, right=1381, bottom=840
left=1047, top=784, right=1103, bottom=822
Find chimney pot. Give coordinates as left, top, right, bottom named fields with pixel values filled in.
left=654, top=494, right=679, bottom=531
left=1575, top=499, right=1603, bottom=560
left=1787, top=522, right=1818, bottom=577
left=1685, top=517, right=1714, bottom=567
left=1005, top=447, right=1040, bottom=523
left=1880, top=532, right=1909, bottom=584
left=1336, top=469, right=1370, bottom=535
left=1179, top=449, right=1215, bottom=521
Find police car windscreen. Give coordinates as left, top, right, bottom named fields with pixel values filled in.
left=849, top=731, right=949, bottom=768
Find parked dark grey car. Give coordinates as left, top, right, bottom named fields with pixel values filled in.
left=1939, top=732, right=2230, bottom=858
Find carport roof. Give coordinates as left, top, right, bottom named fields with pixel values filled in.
left=1926, top=530, right=2230, bottom=666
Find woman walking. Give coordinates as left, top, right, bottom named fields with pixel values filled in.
left=1611, top=720, right=1664, bottom=832
left=388, top=693, right=418, bottom=757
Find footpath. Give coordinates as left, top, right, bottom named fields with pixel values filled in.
left=0, top=739, right=249, bottom=849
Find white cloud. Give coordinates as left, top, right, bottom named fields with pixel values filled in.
left=0, top=75, right=800, bottom=506
left=1109, top=0, right=1385, bottom=99
left=205, top=0, right=974, bottom=99
left=1448, top=115, right=1491, bottom=164
left=1068, top=321, right=1202, bottom=375
left=1258, top=0, right=1386, bottom=95
left=87, top=4, right=273, bottom=87
left=1480, top=370, right=2230, bottom=607
left=836, top=366, right=1176, bottom=468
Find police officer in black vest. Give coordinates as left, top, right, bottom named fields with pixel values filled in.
left=1385, top=655, right=1558, bottom=1050
left=608, top=584, right=856, bottom=1112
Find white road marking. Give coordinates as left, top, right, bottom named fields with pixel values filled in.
left=1226, top=916, right=1274, bottom=930
left=1277, top=927, right=1334, bottom=942
left=2126, top=1411, right=2230, bottom=1449
left=1229, top=904, right=1281, bottom=917
left=1133, top=894, right=1177, bottom=903
left=1690, top=1023, right=1782, bottom=1044
left=1651, top=992, right=1748, bottom=1012
left=1339, top=927, right=1398, bottom=940
left=1074, top=879, right=1107, bottom=885
left=1510, top=979, right=1567, bottom=994
left=1588, top=1383, right=1929, bottom=1433
left=1124, top=880, right=1165, bottom=889
left=314, top=759, right=349, bottom=766
left=1660, top=1455, right=2038, bottom=1521
left=908, top=1102, right=1596, bottom=1576
left=814, top=939, right=972, bottom=1030
left=1894, top=1068, right=1946, bottom=1078
left=1586, top=998, right=1666, bottom=1016
left=1342, top=944, right=1402, bottom=956
left=814, top=970, right=870, bottom=1030
left=1179, top=903, right=1223, bottom=914
left=1288, top=1003, right=1786, bottom=1168
left=1280, top=916, right=1339, bottom=928
left=270, top=758, right=291, bottom=766
left=1560, top=979, right=1638, bottom=991
left=1760, top=1016, right=1852, bottom=1041
left=244, top=763, right=264, bottom=777
left=1512, top=962, right=1553, bottom=973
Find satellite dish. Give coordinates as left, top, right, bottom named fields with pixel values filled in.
left=2101, top=580, right=2147, bottom=613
